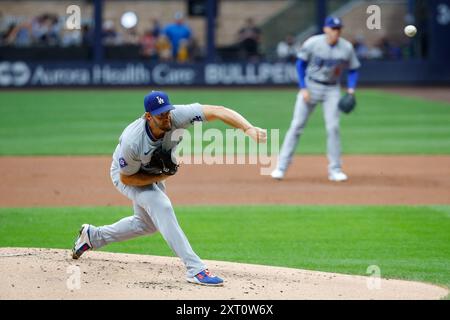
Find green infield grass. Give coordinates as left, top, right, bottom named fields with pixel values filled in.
left=0, top=89, right=449, bottom=155
left=0, top=205, right=449, bottom=290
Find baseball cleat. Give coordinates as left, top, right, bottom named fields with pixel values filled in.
left=271, top=168, right=285, bottom=180
left=72, top=224, right=92, bottom=259
left=328, top=171, right=348, bottom=182
left=187, top=269, right=224, bottom=286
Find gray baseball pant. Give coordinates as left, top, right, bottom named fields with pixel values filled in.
left=277, top=80, right=342, bottom=174
left=88, top=179, right=206, bottom=278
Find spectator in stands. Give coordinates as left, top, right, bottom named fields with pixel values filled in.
left=31, top=14, right=50, bottom=45
left=366, top=45, right=383, bottom=60
left=46, top=14, right=61, bottom=46
left=188, top=36, right=203, bottom=62
left=6, top=21, right=32, bottom=47
left=156, top=34, right=172, bottom=61
left=150, top=18, right=161, bottom=38
left=352, top=34, right=369, bottom=60
left=237, top=18, right=261, bottom=61
left=123, top=27, right=140, bottom=45
left=17, top=23, right=33, bottom=46
left=140, top=29, right=158, bottom=60
left=81, top=24, right=93, bottom=46
left=163, top=12, right=192, bottom=59
left=379, top=37, right=402, bottom=60
left=102, top=20, right=120, bottom=45
left=61, top=27, right=82, bottom=47
left=276, top=35, right=297, bottom=62
left=177, top=39, right=189, bottom=63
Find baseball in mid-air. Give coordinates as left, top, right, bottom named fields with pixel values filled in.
left=404, top=25, right=417, bottom=37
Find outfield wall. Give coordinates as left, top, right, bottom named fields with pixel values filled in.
left=1, top=60, right=450, bottom=87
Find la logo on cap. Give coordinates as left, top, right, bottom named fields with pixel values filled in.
left=157, top=96, right=165, bottom=104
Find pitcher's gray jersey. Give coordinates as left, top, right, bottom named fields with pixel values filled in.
left=297, top=34, right=360, bottom=83
left=111, top=103, right=206, bottom=181
left=89, top=102, right=208, bottom=279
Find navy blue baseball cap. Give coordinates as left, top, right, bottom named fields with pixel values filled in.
left=324, top=16, right=343, bottom=28
left=144, top=91, right=175, bottom=115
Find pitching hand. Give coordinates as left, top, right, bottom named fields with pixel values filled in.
left=245, top=126, right=267, bottom=143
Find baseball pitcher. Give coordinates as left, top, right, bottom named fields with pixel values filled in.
left=72, top=91, right=267, bottom=286
left=271, top=16, right=361, bottom=182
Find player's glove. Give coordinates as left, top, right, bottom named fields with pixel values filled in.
left=152, top=146, right=179, bottom=176
left=338, top=93, right=356, bottom=114
left=145, top=151, right=165, bottom=175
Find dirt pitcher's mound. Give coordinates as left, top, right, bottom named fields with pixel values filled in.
left=0, top=248, right=447, bottom=300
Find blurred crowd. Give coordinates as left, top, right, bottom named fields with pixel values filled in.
left=0, top=11, right=202, bottom=63
left=351, top=35, right=407, bottom=60
left=0, top=10, right=411, bottom=62
left=275, top=33, right=410, bottom=62
left=0, top=12, right=64, bottom=47
left=236, top=18, right=262, bottom=62
left=116, top=12, right=203, bottom=63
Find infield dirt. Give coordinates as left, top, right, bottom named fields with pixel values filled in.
left=0, top=155, right=449, bottom=206
left=0, top=248, right=447, bottom=300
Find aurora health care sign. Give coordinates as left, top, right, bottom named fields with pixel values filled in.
left=0, top=61, right=298, bottom=87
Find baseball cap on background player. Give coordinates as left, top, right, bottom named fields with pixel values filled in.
left=144, top=91, right=175, bottom=115
left=324, top=16, right=343, bottom=29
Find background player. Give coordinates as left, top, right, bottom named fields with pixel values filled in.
left=271, top=16, right=361, bottom=182
left=72, top=91, right=267, bottom=286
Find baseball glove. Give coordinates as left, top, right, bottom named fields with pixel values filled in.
left=338, top=93, right=356, bottom=114
left=150, top=146, right=179, bottom=176
left=144, top=150, right=165, bottom=175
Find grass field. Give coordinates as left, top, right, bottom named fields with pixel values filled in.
left=1, top=89, right=450, bottom=155
left=0, top=205, right=449, bottom=289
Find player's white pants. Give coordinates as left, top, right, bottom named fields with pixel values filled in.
left=89, top=179, right=206, bottom=278
left=277, top=83, right=342, bottom=174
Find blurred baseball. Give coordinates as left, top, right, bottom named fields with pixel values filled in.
left=404, top=25, right=417, bottom=37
